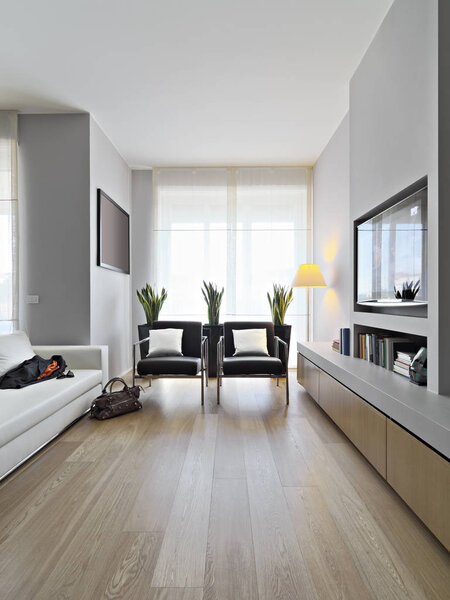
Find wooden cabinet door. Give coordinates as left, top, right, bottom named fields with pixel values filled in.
left=297, top=354, right=319, bottom=403
left=318, top=369, right=342, bottom=423
left=343, top=389, right=387, bottom=478
left=387, top=420, right=450, bottom=550
left=297, top=352, right=305, bottom=385
left=319, top=370, right=387, bottom=477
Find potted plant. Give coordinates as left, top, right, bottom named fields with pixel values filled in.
left=267, top=284, right=293, bottom=358
left=201, top=281, right=224, bottom=377
left=136, top=284, right=168, bottom=353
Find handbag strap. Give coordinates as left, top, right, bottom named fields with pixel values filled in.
left=102, top=377, right=129, bottom=394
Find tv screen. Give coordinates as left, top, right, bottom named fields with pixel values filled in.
left=357, top=185, right=427, bottom=306
left=97, top=189, right=130, bottom=274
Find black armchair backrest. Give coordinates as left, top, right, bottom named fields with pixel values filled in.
left=138, top=320, right=202, bottom=360
left=223, top=321, right=275, bottom=358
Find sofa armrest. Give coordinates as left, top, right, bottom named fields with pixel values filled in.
left=32, top=345, right=109, bottom=386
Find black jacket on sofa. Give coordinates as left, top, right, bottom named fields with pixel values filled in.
left=0, top=355, right=66, bottom=389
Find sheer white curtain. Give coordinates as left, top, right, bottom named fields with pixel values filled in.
left=153, top=167, right=311, bottom=365
left=0, top=112, right=18, bottom=334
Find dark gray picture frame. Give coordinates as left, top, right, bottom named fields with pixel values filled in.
left=97, top=188, right=130, bottom=274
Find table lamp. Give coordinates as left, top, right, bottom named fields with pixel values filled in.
left=291, top=264, right=327, bottom=340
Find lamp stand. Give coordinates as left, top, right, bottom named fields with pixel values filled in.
left=307, top=287, right=311, bottom=342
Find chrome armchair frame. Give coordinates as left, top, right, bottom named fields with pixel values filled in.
left=216, top=335, right=289, bottom=405
left=133, top=335, right=209, bottom=405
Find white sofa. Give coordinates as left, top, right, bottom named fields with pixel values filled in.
left=0, top=345, right=108, bottom=481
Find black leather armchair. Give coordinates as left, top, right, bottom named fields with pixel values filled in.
left=216, top=321, right=288, bottom=405
left=133, top=321, right=208, bottom=405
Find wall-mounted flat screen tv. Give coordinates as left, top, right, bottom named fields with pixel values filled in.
left=356, top=182, right=427, bottom=308
left=97, top=189, right=130, bottom=274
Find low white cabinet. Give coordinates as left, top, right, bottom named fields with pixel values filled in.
left=297, top=348, right=450, bottom=550
left=318, top=369, right=387, bottom=477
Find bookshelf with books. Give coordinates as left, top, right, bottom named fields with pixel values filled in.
left=353, top=324, right=427, bottom=384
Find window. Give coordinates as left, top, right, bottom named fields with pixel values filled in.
left=153, top=167, right=311, bottom=365
left=0, top=112, right=18, bottom=334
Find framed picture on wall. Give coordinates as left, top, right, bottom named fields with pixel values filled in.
left=97, top=188, right=130, bottom=274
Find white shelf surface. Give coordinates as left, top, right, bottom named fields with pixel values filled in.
left=352, top=311, right=429, bottom=337
left=357, top=300, right=427, bottom=307
left=297, top=341, right=450, bottom=459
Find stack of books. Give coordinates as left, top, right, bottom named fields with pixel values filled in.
left=393, top=350, right=416, bottom=378
left=358, top=333, right=418, bottom=371
left=331, top=339, right=340, bottom=353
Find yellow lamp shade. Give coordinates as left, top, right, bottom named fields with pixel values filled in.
left=291, top=264, right=327, bottom=288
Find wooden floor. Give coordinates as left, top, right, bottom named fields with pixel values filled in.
left=0, top=373, right=449, bottom=599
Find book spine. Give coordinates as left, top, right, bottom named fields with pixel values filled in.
left=366, top=335, right=370, bottom=362
left=372, top=333, right=377, bottom=364
left=386, top=340, right=394, bottom=371
left=342, top=328, right=350, bottom=356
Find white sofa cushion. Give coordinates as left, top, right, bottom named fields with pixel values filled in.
left=0, top=369, right=102, bottom=447
left=0, top=331, right=35, bottom=378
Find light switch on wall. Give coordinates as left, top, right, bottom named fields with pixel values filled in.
left=25, top=295, right=40, bottom=304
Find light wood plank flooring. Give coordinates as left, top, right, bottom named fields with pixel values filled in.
left=0, top=373, right=449, bottom=599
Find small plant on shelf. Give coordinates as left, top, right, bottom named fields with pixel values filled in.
left=136, top=284, right=167, bottom=325
left=394, top=280, right=420, bottom=301
left=202, top=281, right=224, bottom=325
left=267, top=284, right=293, bottom=325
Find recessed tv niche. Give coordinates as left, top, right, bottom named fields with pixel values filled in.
left=97, top=189, right=130, bottom=274
left=355, top=177, right=427, bottom=317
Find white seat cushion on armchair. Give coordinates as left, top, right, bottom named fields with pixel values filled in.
left=232, top=328, right=269, bottom=356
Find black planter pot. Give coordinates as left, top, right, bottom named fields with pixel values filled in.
left=202, top=324, right=223, bottom=377
left=274, top=324, right=291, bottom=363
left=137, top=323, right=152, bottom=359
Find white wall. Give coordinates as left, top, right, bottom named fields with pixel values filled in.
left=18, top=114, right=91, bottom=345
left=131, top=170, right=153, bottom=339
left=438, top=0, right=450, bottom=394
left=312, top=114, right=350, bottom=342
left=89, top=117, right=132, bottom=377
left=349, top=0, right=439, bottom=390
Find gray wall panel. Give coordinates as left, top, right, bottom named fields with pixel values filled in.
left=131, top=170, right=153, bottom=339
left=18, top=113, right=91, bottom=345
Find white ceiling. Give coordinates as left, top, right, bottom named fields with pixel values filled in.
left=0, top=0, right=392, bottom=167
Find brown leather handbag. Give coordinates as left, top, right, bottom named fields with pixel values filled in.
left=90, top=377, right=143, bottom=420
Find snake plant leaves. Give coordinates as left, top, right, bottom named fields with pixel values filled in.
left=202, top=281, right=224, bottom=325
left=267, top=284, right=293, bottom=325
left=136, top=284, right=168, bottom=325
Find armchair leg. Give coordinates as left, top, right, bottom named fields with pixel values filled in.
left=201, top=366, right=205, bottom=406
left=206, top=340, right=209, bottom=387
left=276, top=377, right=279, bottom=386
left=285, top=372, right=289, bottom=405
left=217, top=372, right=220, bottom=404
